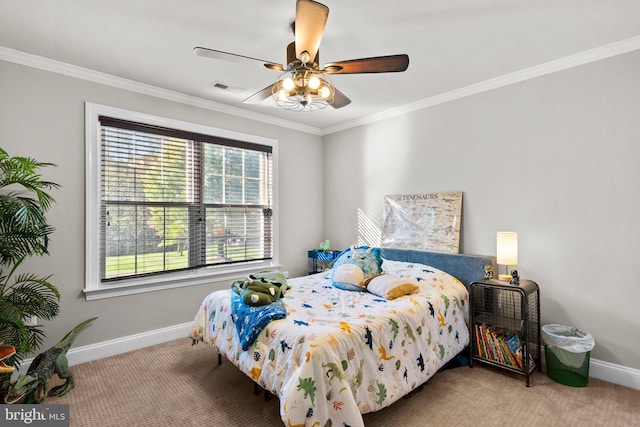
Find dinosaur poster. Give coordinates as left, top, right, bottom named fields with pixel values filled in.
left=381, top=192, right=462, bottom=254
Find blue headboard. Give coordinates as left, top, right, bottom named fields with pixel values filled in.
left=379, top=248, right=496, bottom=287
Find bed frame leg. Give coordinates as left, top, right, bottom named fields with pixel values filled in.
left=252, top=383, right=272, bottom=401
left=217, top=353, right=222, bottom=366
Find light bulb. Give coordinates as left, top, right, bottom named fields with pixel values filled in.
left=319, top=85, right=331, bottom=99
left=309, top=76, right=321, bottom=90
left=282, top=77, right=295, bottom=91
left=277, top=89, right=288, bottom=101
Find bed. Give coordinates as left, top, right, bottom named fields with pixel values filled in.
left=189, top=248, right=496, bottom=427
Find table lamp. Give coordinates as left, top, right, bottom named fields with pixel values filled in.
left=496, top=231, right=518, bottom=281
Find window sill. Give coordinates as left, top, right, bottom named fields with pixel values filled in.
left=83, top=261, right=282, bottom=301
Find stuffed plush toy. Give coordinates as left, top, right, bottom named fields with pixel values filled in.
left=331, top=246, right=383, bottom=291
left=232, top=271, right=289, bottom=306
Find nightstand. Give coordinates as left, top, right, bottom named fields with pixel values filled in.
left=307, top=250, right=341, bottom=274
left=469, top=278, right=541, bottom=386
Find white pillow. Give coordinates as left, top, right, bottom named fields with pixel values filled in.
left=367, top=274, right=419, bottom=300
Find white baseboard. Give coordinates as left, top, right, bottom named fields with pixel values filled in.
left=15, top=322, right=640, bottom=391
left=15, top=322, right=192, bottom=377
left=65, top=321, right=193, bottom=366
left=590, top=358, right=640, bottom=390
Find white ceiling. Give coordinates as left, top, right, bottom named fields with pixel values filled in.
left=1, top=0, right=639, bottom=133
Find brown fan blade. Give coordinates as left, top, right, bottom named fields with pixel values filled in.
left=294, top=0, right=329, bottom=63
left=193, top=47, right=284, bottom=71
left=323, top=54, right=409, bottom=74
left=243, top=85, right=275, bottom=104
left=330, top=87, right=351, bottom=109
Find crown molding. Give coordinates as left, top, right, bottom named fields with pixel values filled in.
left=322, top=35, right=640, bottom=135
left=2, top=36, right=639, bottom=137
left=0, top=45, right=324, bottom=136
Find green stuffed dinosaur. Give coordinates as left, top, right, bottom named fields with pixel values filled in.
left=5, top=317, right=97, bottom=404
left=232, top=271, right=289, bottom=306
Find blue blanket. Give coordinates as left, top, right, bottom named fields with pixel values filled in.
left=230, top=290, right=287, bottom=351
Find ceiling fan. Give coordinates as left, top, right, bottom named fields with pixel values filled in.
left=194, top=0, right=409, bottom=111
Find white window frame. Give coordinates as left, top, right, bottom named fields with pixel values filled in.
left=84, top=102, right=279, bottom=300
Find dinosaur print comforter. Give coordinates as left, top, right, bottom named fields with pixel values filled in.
left=189, top=259, right=469, bottom=427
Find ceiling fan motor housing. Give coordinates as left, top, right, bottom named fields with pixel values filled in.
left=287, top=42, right=320, bottom=69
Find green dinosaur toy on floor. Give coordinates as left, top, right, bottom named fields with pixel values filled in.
left=4, top=317, right=97, bottom=404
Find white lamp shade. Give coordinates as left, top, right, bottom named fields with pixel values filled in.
left=496, top=232, right=518, bottom=265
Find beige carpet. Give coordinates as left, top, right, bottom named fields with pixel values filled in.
left=50, top=339, right=640, bottom=426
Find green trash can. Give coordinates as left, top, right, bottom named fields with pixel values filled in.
left=542, top=324, right=595, bottom=387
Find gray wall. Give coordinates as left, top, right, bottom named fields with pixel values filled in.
left=2, top=48, right=639, bottom=372
left=0, top=60, right=324, bottom=350
left=323, top=50, right=640, bottom=370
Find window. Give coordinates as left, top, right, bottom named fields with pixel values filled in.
left=85, top=103, right=278, bottom=299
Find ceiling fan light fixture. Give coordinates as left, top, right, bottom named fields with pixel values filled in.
left=282, top=77, right=295, bottom=91
left=319, top=85, right=331, bottom=99
left=272, top=69, right=334, bottom=111
left=308, top=75, right=321, bottom=89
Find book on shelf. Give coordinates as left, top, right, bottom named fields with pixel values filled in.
left=505, top=334, right=521, bottom=353
left=474, top=324, right=486, bottom=358
left=489, top=329, right=505, bottom=364
left=474, top=323, right=531, bottom=369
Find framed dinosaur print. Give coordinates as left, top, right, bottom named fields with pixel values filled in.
left=381, top=191, right=463, bottom=254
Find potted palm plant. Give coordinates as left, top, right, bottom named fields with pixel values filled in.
left=0, top=147, right=61, bottom=398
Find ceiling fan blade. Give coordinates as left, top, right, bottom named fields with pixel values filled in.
left=193, top=47, right=284, bottom=71
left=330, top=87, right=351, bottom=109
left=243, top=85, right=275, bottom=104
left=294, top=0, right=329, bottom=62
left=323, top=54, right=409, bottom=74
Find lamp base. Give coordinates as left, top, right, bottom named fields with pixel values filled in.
left=498, top=274, right=512, bottom=282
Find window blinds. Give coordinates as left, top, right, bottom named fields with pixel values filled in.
left=99, top=116, right=273, bottom=282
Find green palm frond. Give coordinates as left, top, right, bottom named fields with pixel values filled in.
left=0, top=147, right=61, bottom=366
left=7, top=272, right=59, bottom=295
left=0, top=304, right=35, bottom=368
left=0, top=260, right=60, bottom=317
left=0, top=196, right=48, bottom=227
left=0, top=226, right=52, bottom=264
left=4, top=285, right=60, bottom=320
left=0, top=147, right=59, bottom=265
left=0, top=263, right=59, bottom=367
